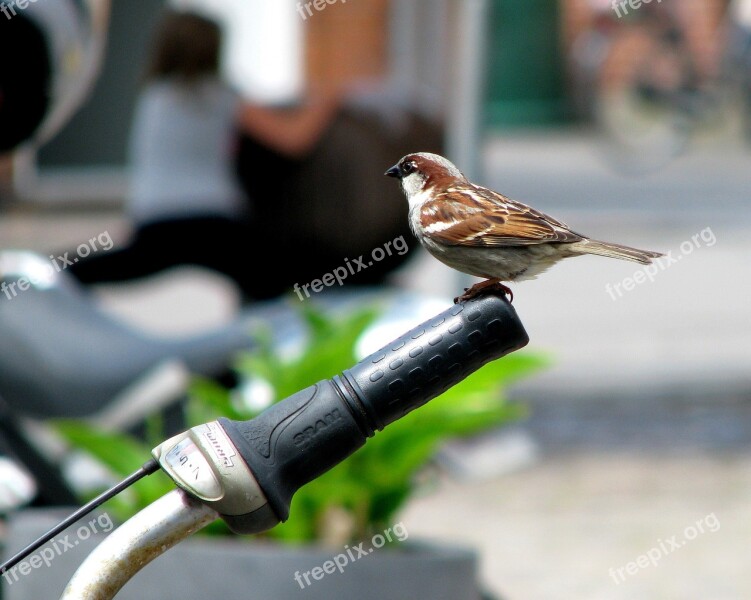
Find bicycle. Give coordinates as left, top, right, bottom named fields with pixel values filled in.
left=1, top=293, right=528, bottom=599
left=571, top=0, right=751, bottom=173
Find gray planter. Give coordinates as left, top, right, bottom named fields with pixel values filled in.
left=3, top=509, right=483, bottom=600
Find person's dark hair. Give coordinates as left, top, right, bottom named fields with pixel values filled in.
left=144, top=10, right=221, bottom=83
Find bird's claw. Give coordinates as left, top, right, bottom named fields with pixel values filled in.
left=454, top=282, right=514, bottom=304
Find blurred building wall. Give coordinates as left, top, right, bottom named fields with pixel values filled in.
left=484, top=0, right=566, bottom=127
left=28, top=0, right=732, bottom=187
left=305, top=0, right=389, bottom=86
left=304, top=0, right=567, bottom=128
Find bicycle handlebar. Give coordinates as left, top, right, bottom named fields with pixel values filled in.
left=60, top=294, right=527, bottom=599
left=153, top=293, right=528, bottom=532
left=60, top=489, right=218, bottom=600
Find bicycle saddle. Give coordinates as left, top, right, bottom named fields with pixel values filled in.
left=0, top=251, right=254, bottom=420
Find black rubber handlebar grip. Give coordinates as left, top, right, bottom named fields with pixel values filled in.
left=219, top=294, right=528, bottom=523
left=337, top=293, right=528, bottom=432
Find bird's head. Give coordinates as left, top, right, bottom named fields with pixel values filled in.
left=385, top=152, right=466, bottom=200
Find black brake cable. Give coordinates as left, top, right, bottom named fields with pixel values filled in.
left=0, top=458, right=159, bottom=576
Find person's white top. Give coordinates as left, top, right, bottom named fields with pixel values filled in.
left=127, top=77, right=246, bottom=225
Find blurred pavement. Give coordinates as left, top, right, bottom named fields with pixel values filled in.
left=402, top=452, right=751, bottom=599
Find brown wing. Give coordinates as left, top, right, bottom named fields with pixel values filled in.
left=419, top=185, right=583, bottom=247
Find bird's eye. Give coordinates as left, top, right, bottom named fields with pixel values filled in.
left=401, top=161, right=417, bottom=175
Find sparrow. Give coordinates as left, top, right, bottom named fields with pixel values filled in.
left=385, top=152, right=663, bottom=303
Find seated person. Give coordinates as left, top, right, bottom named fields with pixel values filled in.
left=68, top=10, right=337, bottom=300
left=70, top=9, right=444, bottom=301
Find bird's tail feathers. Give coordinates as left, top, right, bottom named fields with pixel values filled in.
left=570, top=239, right=663, bottom=265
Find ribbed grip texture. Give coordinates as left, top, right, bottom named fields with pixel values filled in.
left=340, top=294, right=528, bottom=431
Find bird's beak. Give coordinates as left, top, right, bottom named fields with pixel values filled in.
left=385, top=164, right=401, bottom=178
